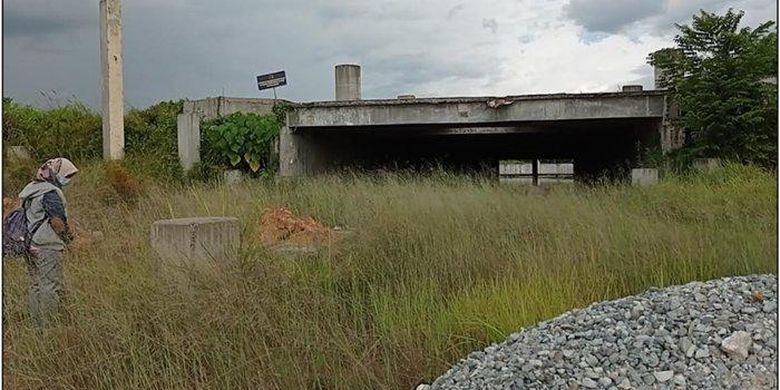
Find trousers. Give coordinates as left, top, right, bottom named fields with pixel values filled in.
left=26, top=249, right=65, bottom=327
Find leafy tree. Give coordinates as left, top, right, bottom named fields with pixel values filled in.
left=649, top=9, right=777, bottom=168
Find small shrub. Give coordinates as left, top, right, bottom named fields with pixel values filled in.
left=2, top=155, right=37, bottom=196
left=202, top=111, right=282, bottom=174
left=124, top=100, right=184, bottom=180
left=2, top=98, right=101, bottom=162
left=105, top=162, right=146, bottom=202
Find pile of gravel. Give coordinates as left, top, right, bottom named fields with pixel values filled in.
left=425, top=274, right=777, bottom=389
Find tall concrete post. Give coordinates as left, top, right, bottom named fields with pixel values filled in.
left=335, top=64, right=361, bottom=101
left=100, top=0, right=125, bottom=160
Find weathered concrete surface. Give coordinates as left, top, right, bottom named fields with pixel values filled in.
left=177, top=97, right=282, bottom=170
left=280, top=91, right=668, bottom=178
left=182, top=97, right=279, bottom=119
left=289, top=91, right=666, bottom=128
left=100, top=0, right=124, bottom=160
left=631, top=168, right=659, bottom=186
left=177, top=112, right=200, bottom=170
left=335, top=64, right=361, bottom=101
left=150, top=217, right=240, bottom=272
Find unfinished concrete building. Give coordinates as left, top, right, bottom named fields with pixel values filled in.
left=178, top=63, right=681, bottom=182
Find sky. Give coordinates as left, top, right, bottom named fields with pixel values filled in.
left=2, top=0, right=776, bottom=109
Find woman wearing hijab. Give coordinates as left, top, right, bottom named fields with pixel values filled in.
left=17, top=157, right=78, bottom=326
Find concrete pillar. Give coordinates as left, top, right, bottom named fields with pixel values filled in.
left=631, top=168, right=658, bottom=186
left=177, top=112, right=201, bottom=170
left=531, top=159, right=539, bottom=186
left=150, top=217, right=240, bottom=272
left=99, top=0, right=124, bottom=160
left=335, top=64, right=361, bottom=101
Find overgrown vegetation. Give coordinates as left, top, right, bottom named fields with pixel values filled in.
left=2, top=98, right=184, bottom=184
left=3, top=163, right=775, bottom=389
left=650, top=9, right=778, bottom=168
left=200, top=103, right=289, bottom=178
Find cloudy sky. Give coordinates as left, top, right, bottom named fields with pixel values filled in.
left=3, top=0, right=776, bottom=109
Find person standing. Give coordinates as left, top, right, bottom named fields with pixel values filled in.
left=17, top=157, right=78, bottom=326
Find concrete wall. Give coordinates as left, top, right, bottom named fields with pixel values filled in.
left=177, top=97, right=282, bottom=170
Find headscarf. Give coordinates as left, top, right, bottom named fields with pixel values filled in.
left=34, top=157, right=79, bottom=187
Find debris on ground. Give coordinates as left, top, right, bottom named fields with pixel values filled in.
left=258, top=207, right=347, bottom=250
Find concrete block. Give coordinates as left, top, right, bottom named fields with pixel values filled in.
left=631, top=168, right=658, bottom=186
left=622, top=85, right=643, bottom=92
left=693, top=158, right=721, bottom=173
left=150, top=217, right=240, bottom=273
left=223, top=170, right=243, bottom=185
left=177, top=112, right=201, bottom=170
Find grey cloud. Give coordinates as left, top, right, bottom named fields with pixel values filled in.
left=564, top=0, right=777, bottom=37
left=482, top=18, right=498, bottom=34
left=4, top=0, right=95, bottom=38
left=447, top=4, right=465, bottom=19
left=564, top=0, right=665, bottom=33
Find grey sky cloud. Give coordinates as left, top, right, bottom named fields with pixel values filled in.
left=482, top=18, right=499, bottom=34
left=564, top=0, right=665, bottom=33
left=564, top=0, right=776, bottom=37
left=3, top=0, right=774, bottom=109
left=448, top=4, right=465, bottom=19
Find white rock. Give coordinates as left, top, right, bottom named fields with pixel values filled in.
left=581, top=377, right=598, bottom=388
left=617, top=378, right=632, bottom=389
left=415, top=385, right=430, bottom=390
left=654, top=371, right=674, bottom=383
left=721, top=331, right=752, bottom=359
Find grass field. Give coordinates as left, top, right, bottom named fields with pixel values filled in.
left=2, top=163, right=777, bottom=389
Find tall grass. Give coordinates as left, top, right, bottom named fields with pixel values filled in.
left=2, top=163, right=776, bottom=389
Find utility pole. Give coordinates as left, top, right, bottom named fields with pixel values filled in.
left=100, top=0, right=124, bottom=160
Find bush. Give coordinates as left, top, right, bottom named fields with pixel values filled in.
left=2, top=98, right=101, bottom=162
left=124, top=100, right=184, bottom=180
left=105, top=162, right=146, bottom=203
left=2, top=98, right=185, bottom=181
left=201, top=110, right=284, bottom=174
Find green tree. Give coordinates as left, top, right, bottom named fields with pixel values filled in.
left=649, top=9, right=777, bottom=168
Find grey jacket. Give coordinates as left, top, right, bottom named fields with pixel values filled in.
left=19, top=181, right=68, bottom=251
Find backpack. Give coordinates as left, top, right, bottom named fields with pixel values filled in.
left=2, top=198, right=45, bottom=257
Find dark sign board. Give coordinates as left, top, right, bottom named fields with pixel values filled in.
left=257, top=71, right=287, bottom=90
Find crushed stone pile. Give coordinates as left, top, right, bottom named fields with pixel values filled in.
left=426, top=274, right=777, bottom=389
left=258, top=207, right=344, bottom=248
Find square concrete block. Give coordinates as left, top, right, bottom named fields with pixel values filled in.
left=150, top=217, right=240, bottom=272
left=631, top=168, right=659, bottom=186
left=693, top=158, right=721, bottom=173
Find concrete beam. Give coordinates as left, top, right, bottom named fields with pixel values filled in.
left=99, top=0, right=124, bottom=160
left=289, top=92, right=666, bottom=129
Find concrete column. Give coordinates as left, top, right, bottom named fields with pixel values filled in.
left=531, top=159, right=539, bottom=186
left=279, top=125, right=302, bottom=176
left=279, top=125, right=335, bottom=176
left=177, top=113, right=201, bottom=170
left=335, top=64, right=361, bottom=101
left=99, top=0, right=124, bottom=160
left=653, top=66, right=665, bottom=90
